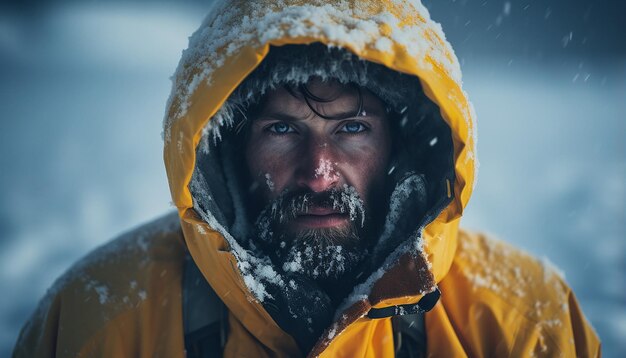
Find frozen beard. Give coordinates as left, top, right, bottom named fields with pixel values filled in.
left=254, top=185, right=370, bottom=282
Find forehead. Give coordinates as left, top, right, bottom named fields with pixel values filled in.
left=256, top=79, right=387, bottom=119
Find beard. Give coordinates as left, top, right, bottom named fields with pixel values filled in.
left=278, top=225, right=366, bottom=280
left=254, top=186, right=372, bottom=281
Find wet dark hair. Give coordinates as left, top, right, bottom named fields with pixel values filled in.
left=285, top=82, right=365, bottom=120
left=233, top=80, right=393, bottom=136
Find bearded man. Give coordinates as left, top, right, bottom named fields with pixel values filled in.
left=14, top=1, right=600, bottom=357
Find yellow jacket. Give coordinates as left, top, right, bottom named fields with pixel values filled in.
left=14, top=0, right=600, bottom=357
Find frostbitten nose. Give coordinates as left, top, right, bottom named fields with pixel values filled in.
left=295, top=140, right=341, bottom=193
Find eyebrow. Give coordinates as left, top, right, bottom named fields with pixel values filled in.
left=254, top=112, right=306, bottom=122
left=255, top=108, right=386, bottom=121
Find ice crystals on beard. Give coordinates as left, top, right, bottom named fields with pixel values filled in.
left=332, top=185, right=366, bottom=227
left=281, top=239, right=359, bottom=280
left=255, top=208, right=273, bottom=243
left=263, top=185, right=365, bottom=227
left=264, top=173, right=275, bottom=191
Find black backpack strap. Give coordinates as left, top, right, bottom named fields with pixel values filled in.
left=183, top=253, right=228, bottom=358
left=392, top=312, right=427, bottom=358
left=367, top=289, right=440, bottom=319
left=367, top=289, right=438, bottom=358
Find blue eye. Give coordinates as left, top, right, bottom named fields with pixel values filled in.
left=341, top=122, right=367, bottom=133
left=268, top=122, right=293, bottom=134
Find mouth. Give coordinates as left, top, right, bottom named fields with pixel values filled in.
left=291, top=206, right=349, bottom=229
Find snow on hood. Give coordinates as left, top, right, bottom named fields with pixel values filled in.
left=162, top=0, right=477, bottom=355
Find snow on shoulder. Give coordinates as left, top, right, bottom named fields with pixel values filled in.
left=23, top=212, right=184, bottom=336
left=455, top=231, right=572, bottom=325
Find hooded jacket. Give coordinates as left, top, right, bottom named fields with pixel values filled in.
left=14, top=0, right=600, bottom=357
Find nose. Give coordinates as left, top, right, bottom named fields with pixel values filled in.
left=295, top=138, right=341, bottom=193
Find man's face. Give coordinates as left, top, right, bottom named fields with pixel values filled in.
left=245, top=79, right=392, bottom=281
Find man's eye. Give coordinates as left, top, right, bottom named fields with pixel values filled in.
left=340, top=122, right=367, bottom=134
left=267, top=122, right=294, bottom=134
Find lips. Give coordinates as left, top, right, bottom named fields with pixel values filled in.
left=292, top=206, right=349, bottom=228
left=304, top=206, right=343, bottom=215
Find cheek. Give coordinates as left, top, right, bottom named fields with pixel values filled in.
left=246, top=140, right=296, bottom=198
left=338, top=143, right=390, bottom=199
left=336, top=131, right=391, bottom=203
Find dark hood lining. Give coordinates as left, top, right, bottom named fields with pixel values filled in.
left=188, top=44, right=456, bottom=353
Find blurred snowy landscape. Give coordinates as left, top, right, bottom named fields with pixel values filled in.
left=0, top=1, right=624, bottom=356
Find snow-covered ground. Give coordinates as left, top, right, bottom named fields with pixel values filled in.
left=0, top=3, right=623, bottom=356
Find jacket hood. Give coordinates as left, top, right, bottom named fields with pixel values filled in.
left=163, top=0, right=477, bottom=356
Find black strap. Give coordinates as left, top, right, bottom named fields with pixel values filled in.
left=183, top=254, right=228, bottom=358
left=367, top=288, right=440, bottom=319
left=392, top=312, right=427, bottom=358
left=371, top=289, right=439, bottom=357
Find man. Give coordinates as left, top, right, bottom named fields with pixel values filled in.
left=14, top=0, right=600, bottom=357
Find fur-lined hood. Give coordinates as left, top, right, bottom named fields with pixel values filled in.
left=163, top=0, right=477, bottom=356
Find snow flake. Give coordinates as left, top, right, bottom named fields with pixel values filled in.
left=540, top=256, right=565, bottom=282
left=94, top=285, right=109, bottom=304
left=177, top=132, right=184, bottom=153
left=375, top=37, right=393, bottom=52
left=85, top=280, right=111, bottom=305
left=503, top=2, right=512, bottom=16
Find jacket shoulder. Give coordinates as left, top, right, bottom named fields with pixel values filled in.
left=454, top=229, right=569, bottom=308
left=436, top=229, right=600, bottom=357
left=13, top=211, right=187, bottom=358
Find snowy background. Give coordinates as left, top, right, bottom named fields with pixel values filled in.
left=0, top=0, right=623, bottom=356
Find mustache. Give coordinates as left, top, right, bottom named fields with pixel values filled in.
left=273, top=186, right=365, bottom=226
left=255, top=186, right=366, bottom=231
